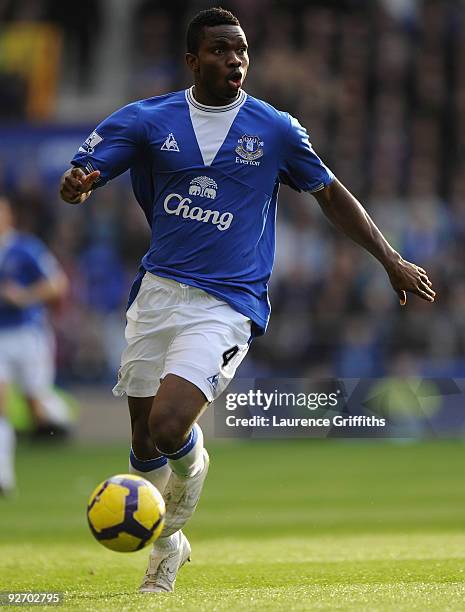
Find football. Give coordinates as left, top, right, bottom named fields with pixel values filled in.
left=86, top=474, right=165, bottom=552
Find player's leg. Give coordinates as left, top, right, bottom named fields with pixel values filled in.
left=34, top=389, right=74, bottom=436
left=0, top=332, right=17, bottom=494
left=139, top=373, right=208, bottom=593
left=112, top=271, right=177, bottom=491
left=35, top=328, right=73, bottom=434
left=0, top=381, right=15, bottom=494
left=112, top=274, right=250, bottom=591
left=23, top=396, right=48, bottom=428
left=149, top=374, right=207, bottom=472
left=149, top=374, right=209, bottom=535
left=16, top=325, right=67, bottom=435
left=140, top=287, right=251, bottom=593
left=128, top=396, right=171, bottom=494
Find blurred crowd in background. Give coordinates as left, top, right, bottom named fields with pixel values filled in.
left=1, top=0, right=465, bottom=385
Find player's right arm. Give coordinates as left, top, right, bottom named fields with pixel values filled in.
left=59, top=102, right=142, bottom=205
left=59, top=167, right=101, bottom=204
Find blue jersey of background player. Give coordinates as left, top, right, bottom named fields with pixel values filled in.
left=0, top=195, right=69, bottom=495
left=60, top=7, right=436, bottom=595
left=0, top=224, right=58, bottom=330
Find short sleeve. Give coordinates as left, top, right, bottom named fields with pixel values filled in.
left=279, top=114, right=334, bottom=193
left=35, top=249, right=60, bottom=280
left=71, top=102, right=141, bottom=188
left=25, top=240, right=61, bottom=283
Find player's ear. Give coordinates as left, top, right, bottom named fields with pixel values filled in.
left=185, top=53, right=199, bottom=74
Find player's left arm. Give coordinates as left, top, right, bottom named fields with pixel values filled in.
left=0, top=274, right=68, bottom=308
left=312, top=178, right=436, bottom=305
left=0, top=248, right=68, bottom=308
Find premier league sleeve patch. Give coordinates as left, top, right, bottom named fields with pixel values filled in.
left=79, top=131, right=104, bottom=155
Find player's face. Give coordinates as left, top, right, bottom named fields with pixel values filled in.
left=187, top=25, right=249, bottom=104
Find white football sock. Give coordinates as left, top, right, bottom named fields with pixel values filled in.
left=162, top=423, right=205, bottom=478
left=39, top=390, right=73, bottom=426
left=156, top=425, right=208, bottom=539
left=129, top=449, right=171, bottom=494
left=0, top=416, right=15, bottom=490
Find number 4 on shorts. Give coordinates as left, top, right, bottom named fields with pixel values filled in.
left=222, top=345, right=239, bottom=367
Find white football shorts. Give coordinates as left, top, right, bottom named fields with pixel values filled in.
left=0, top=324, right=55, bottom=395
left=112, top=272, right=252, bottom=402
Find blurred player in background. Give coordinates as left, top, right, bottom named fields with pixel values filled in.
left=0, top=195, right=70, bottom=494
left=59, top=7, right=435, bottom=594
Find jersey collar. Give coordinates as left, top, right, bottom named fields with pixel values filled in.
left=186, top=87, right=246, bottom=113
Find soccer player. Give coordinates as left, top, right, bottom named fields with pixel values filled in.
left=59, top=7, right=435, bottom=593
left=0, top=195, right=69, bottom=494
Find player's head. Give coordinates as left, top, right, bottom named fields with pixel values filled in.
left=0, top=195, right=14, bottom=234
left=186, top=7, right=248, bottom=104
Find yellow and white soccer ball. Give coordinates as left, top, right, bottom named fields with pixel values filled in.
left=87, top=474, right=165, bottom=552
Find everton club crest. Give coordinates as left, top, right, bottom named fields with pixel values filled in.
left=235, top=134, right=264, bottom=165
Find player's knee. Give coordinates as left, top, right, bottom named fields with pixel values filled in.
left=151, top=420, right=188, bottom=455
left=148, top=404, right=190, bottom=455
left=131, top=430, right=157, bottom=461
left=128, top=395, right=156, bottom=459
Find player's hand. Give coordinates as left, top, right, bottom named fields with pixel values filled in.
left=386, top=256, right=436, bottom=306
left=0, top=282, right=30, bottom=308
left=60, top=167, right=100, bottom=204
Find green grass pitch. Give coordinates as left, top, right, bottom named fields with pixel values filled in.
left=1, top=439, right=464, bottom=610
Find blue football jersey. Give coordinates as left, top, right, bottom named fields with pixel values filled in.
left=71, top=88, right=334, bottom=335
left=0, top=231, right=60, bottom=328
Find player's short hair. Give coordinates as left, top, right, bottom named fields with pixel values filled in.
left=186, top=7, right=241, bottom=54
